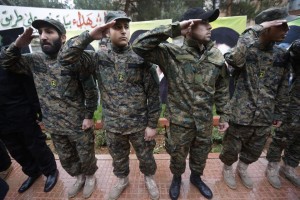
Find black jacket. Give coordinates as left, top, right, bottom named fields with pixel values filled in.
left=0, top=66, right=41, bottom=133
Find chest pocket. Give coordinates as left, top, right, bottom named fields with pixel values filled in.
left=195, top=62, right=220, bottom=87
left=99, top=59, right=116, bottom=85
left=176, top=55, right=196, bottom=84
left=33, top=65, right=47, bottom=73
left=127, top=63, right=143, bottom=83
left=47, top=67, right=78, bottom=100
left=60, top=70, right=80, bottom=100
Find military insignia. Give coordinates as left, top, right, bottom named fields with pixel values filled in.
left=51, top=80, right=57, bottom=87
left=259, top=71, right=265, bottom=78
left=118, top=74, right=124, bottom=81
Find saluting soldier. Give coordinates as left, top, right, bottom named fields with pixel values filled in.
left=0, top=19, right=98, bottom=198
left=220, top=7, right=297, bottom=190
left=132, top=7, right=231, bottom=200
left=58, top=11, right=161, bottom=200
left=266, top=39, right=300, bottom=189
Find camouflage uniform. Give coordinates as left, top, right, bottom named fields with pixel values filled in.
left=0, top=46, right=98, bottom=176
left=58, top=31, right=160, bottom=177
left=267, top=39, right=300, bottom=168
left=132, top=22, right=231, bottom=176
left=220, top=24, right=290, bottom=166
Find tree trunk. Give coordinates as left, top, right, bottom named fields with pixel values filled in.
left=124, top=0, right=131, bottom=13
left=226, top=0, right=232, bottom=16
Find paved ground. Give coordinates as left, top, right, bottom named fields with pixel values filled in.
left=4, top=153, right=300, bottom=200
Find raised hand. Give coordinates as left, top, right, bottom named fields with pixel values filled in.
left=179, top=19, right=202, bottom=36
left=15, top=27, right=36, bottom=48
left=89, top=21, right=116, bottom=40
left=260, top=19, right=287, bottom=29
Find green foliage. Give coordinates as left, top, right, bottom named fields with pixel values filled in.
left=219, top=0, right=288, bottom=21
left=134, top=0, right=205, bottom=22
left=211, top=144, right=222, bottom=153
left=93, top=104, right=102, bottom=121
left=153, top=143, right=164, bottom=154
left=4, top=0, right=67, bottom=8
left=260, top=0, right=287, bottom=11
left=73, top=0, right=122, bottom=10
left=94, top=129, right=106, bottom=148
left=135, top=0, right=161, bottom=21
left=219, top=0, right=257, bottom=19
left=160, top=104, right=166, bottom=118
left=212, top=126, right=223, bottom=144
left=212, top=104, right=217, bottom=116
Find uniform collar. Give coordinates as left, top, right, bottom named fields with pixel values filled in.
left=183, top=38, right=215, bottom=56
left=45, top=52, right=58, bottom=60
left=111, top=43, right=131, bottom=53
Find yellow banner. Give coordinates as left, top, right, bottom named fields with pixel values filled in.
left=211, top=16, right=247, bottom=34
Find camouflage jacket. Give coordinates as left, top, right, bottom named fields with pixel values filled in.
left=0, top=45, right=98, bottom=135
left=287, top=39, right=300, bottom=129
left=58, top=31, right=160, bottom=134
left=132, top=22, right=231, bottom=131
left=225, top=25, right=290, bottom=126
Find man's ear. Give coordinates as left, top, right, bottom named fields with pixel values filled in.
left=61, top=34, right=66, bottom=43
left=106, top=30, right=110, bottom=38
left=186, top=31, right=192, bottom=39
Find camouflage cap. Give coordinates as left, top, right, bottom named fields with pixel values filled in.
left=255, top=7, right=299, bottom=24
left=104, top=11, right=131, bottom=23
left=32, top=19, right=66, bottom=34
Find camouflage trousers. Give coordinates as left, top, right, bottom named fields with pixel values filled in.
left=51, top=128, right=98, bottom=176
left=267, top=123, right=300, bottom=168
left=105, top=130, right=157, bottom=178
left=219, top=123, right=271, bottom=166
left=165, top=123, right=212, bottom=176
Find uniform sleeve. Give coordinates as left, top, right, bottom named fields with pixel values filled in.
left=132, top=22, right=181, bottom=71
left=143, top=64, right=161, bottom=129
left=214, top=64, right=232, bottom=123
left=0, top=43, right=33, bottom=75
left=79, top=72, right=99, bottom=119
left=273, top=63, right=291, bottom=122
left=224, top=25, right=263, bottom=69
left=58, top=31, right=97, bottom=73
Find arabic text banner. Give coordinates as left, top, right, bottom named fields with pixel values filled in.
left=0, top=5, right=106, bottom=30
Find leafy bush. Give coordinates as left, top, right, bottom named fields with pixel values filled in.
left=212, top=127, right=223, bottom=144
left=211, top=144, right=223, bottom=153
left=95, top=129, right=106, bottom=148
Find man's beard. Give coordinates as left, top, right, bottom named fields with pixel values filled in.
left=40, top=38, right=62, bottom=55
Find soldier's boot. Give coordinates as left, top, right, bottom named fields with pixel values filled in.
left=237, top=161, right=253, bottom=189
left=280, top=164, right=300, bottom=187
left=108, top=176, right=129, bottom=200
left=169, top=175, right=181, bottom=200
left=68, top=174, right=86, bottom=198
left=266, top=162, right=281, bottom=189
left=190, top=172, right=213, bottom=199
left=223, top=164, right=237, bottom=189
left=83, top=174, right=96, bottom=199
left=145, top=175, right=159, bottom=200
